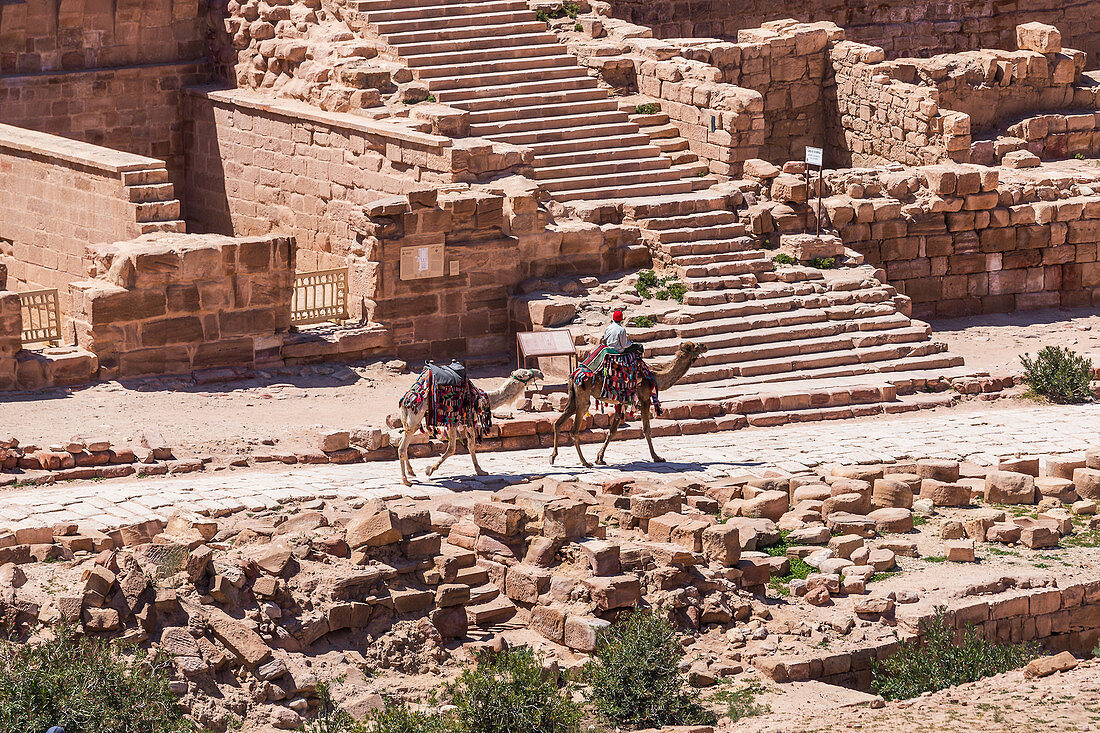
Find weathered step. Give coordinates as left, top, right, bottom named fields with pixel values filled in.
left=415, top=53, right=577, bottom=79
left=392, top=31, right=557, bottom=55
left=365, top=0, right=528, bottom=23
left=127, top=183, right=175, bottom=203
left=526, top=132, right=651, bottom=155
left=352, top=0, right=501, bottom=11
left=469, top=98, right=619, bottom=124
left=471, top=109, right=629, bottom=137
left=429, top=64, right=588, bottom=92
left=451, top=87, right=607, bottom=112
left=534, top=156, right=671, bottom=181
left=467, top=596, right=517, bottom=626
left=676, top=257, right=774, bottom=280
left=640, top=210, right=739, bottom=230
left=534, top=143, right=662, bottom=167
left=493, top=120, right=640, bottom=146
left=404, top=42, right=562, bottom=66
left=384, top=20, right=548, bottom=44
left=553, top=178, right=695, bottom=202
left=640, top=222, right=748, bottom=243
left=374, top=9, right=535, bottom=34
left=538, top=166, right=687, bottom=194
left=671, top=248, right=770, bottom=267
left=657, top=238, right=760, bottom=257
left=435, top=75, right=599, bottom=103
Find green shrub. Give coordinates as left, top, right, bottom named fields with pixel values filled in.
left=303, top=682, right=362, bottom=733
left=629, top=315, right=657, bottom=328
left=1020, top=346, right=1095, bottom=403
left=760, top=236, right=778, bottom=250
left=448, top=647, right=581, bottom=733
left=772, top=253, right=796, bottom=266
left=634, top=103, right=661, bottom=115
left=871, top=607, right=1036, bottom=700
left=365, top=702, right=454, bottom=733
left=574, top=23, right=582, bottom=31
left=584, top=611, right=716, bottom=729
left=635, top=270, right=660, bottom=298
left=655, top=281, right=687, bottom=304
left=709, top=680, right=770, bottom=722
left=0, top=624, right=189, bottom=733
left=763, top=531, right=812, bottom=596
left=807, top=256, right=836, bottom=269
left=1075, top=152, right=1086, bottom=160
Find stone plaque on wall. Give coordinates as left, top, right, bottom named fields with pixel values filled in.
left=399, top=243, right=445, bottom=280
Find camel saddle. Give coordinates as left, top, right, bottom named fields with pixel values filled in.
left=426, top=359, right=467, bottom=387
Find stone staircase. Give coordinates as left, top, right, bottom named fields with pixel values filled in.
left=346, top=0, right=712, bottom=201
left=624, top=192, right=976, bottom=417
left=122, top=166, right=186, bottom=235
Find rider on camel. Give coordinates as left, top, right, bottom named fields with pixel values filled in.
left=603, top=309, right=632, bottom=353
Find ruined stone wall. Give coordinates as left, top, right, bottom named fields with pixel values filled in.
left=821, top=166, right=1100, bottom=319
left=0, top=290, right=20, bottom=390
left=605, top=0, right=1100, bottom=66
left=70, top=233, right=294, bottom=379
left=761, top=580, right=1100, bottom=689
left=0, top=63, right=209, bottom=184
left=678, top=21, right=839, bottom=163
left=0, top=124, right=180, bottom=312
left=826, top=41, right=963, bottom=168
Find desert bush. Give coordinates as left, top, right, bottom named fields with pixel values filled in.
left=1020, top=345, right=1094, bottom=403
left=448, top=646, right=581, bottom=733
left=365, top=702, right=454, bottom=733
left=629, top=315, right=657, bottom=328
left=871, top=607, right=1036, bottom=700
left=584, top=611, right=716, bottom=729
left=772, top=253, right=796, bottom=266
left=634, top=103, right=660, bottom=115
left=709, top=680, right=769, bottom=722
left=0, top=625, right=189, bottom=733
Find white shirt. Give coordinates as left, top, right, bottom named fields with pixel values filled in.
left=603, top=321, right=632, bottom=351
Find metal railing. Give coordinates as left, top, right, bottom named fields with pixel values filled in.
left=18, top=288, right=61, bottom=346
left=291, top=268, right=349, bottom=326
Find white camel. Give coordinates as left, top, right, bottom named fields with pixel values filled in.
left=397, top=368, right=543, bottom=486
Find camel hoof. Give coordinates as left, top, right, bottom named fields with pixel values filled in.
left=653, top=456, right=666, bottom=463
left=425, top=467, right=436, bottom=477
left=402, top=478, right=412, bottom=487
left=475, top=469, right=488, bottom=477
left=595, top=458, right=607, bottom=466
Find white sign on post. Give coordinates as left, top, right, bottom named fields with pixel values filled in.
left=805, top=146, right=823, bottom=167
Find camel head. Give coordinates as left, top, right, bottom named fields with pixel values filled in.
left=510, top=368, right=544, bottom=385
left=678, top=341, right=708, bottom=363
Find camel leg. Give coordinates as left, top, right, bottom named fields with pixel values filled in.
left=426, top=425, right=458, bottom=477
left=550, top=386, right=578, bottom=465
left=639, top=399, right=664, bottom=463
left=399, top=407, right=422, bottom=486
left=571, top=391, right=592, bottom=468
left=595, top=410, right=622, bottom=465
left=467, top=427, right=488, bottom=476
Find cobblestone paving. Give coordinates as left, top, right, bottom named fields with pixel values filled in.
left=3, top=403, right=1098, bottom=532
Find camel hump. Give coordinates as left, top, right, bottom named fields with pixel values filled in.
left=426, top=359, right=467, bottom=387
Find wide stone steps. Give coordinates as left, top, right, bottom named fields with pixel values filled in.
left=468, top=98, right=618, bottom=124
left=434, top=75, right=599, bottom=103
left=533, top=143, right=662, bottom=167
left=640, top=210, right=740, bottom=230
left=534, top=156, right=671, bottom=181
left=671, top=248, right=770, bottom=268
left=526, top=132, right=651, bottom=155
left=537, top=167, right=688, bottom=194
left=676, top=257, right=775, bottom=280
left=428, top=64, right=588, bottom=92
left=415, top=54, right=577, bottom=79
left=373, top=8, right=534, bottom=33
left=491, top=120, right=640, bottom=146
left=471, top=109, right=629, bottom=137
left=642, top=222, right=748, bottom=244
left=350, top=0, right=499, bottom=11
left=656, top=238, right=760, bottom=258
left=383, top=20, right=547, bottom=44
left=364, top=0, right=527, bottom=22
left=127, top=183, right=176, bottom=203
left=554, top=179, right=695, bottom=202
left=404, top=42, right=562, bottom=67
left=451, top=87, right=607, bottom=113
left=678, top=342, right=957, bottom=385
left=392, top=31, right=557, bottom=55
left=687, top=327, right=935, bottom=370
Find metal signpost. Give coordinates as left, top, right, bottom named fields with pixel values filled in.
left=805, top=145, right=824, bottom=236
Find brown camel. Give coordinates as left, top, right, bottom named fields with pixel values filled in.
left=398, top=368, right=543, bottom=486
left=550, top=341, right=707, bottom=467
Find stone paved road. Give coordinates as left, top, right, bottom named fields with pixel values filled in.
left=3, top=402, right=1099, bottom=532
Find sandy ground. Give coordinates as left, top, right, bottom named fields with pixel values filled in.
left=0, top=307, right=1097, bottom=459
left=728, top=659, right=1100, bottom=732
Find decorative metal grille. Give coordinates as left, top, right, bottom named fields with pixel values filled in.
left=291, top=268, right=349, bottom=326
left=18, top=288, right=61, bottom=346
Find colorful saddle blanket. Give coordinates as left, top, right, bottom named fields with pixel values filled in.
left=571, top=348, right=662, bottom=416
left=399, top=367, right=492, bottom=442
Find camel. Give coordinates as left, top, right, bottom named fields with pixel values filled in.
left=550, top=341, right=708, bottom=467
left=398, top=367, right=543, bottom=486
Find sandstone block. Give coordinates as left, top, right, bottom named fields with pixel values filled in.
left=504, top=564, right=551, bottom=604
left=986, top=522, right=1022, bottom=543
left=586, top=574, right=641, bottom=611
left=630, top=491, right=681, bottom=519
left=945, top=539, right=976, bottom=562
left=984, top=471, right=1037, bottom=504
left=1024, top=651, right=1077, bottom=679
left=1036, top=477, right=1078, bottom=503
left=543, top=499, right=587, bottom=540
left=1016, top=22, right=1062, bottom=54
left=868, top=508, right=913, bottom=533
left=1073, top=468, right=1100, bottom=500
left=701, top=524, right=741, bottom=566
left=345, top=507, right=400, bottom=548
left=473, top=501, right=526, bottom=536
left=916, top=459, right=959, bottom=482
left=920, top=479, right=971, bottom=507
left=564, top=615, right=609, bottom=652
left=578, top=539, right=621, bottom=576
left=531, top=605, right=565, bottom=643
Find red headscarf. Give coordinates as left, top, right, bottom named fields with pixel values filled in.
left=612, top=310, right=624, bottom=322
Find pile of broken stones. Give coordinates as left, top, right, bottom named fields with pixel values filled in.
left=0, top=445, right=1097, bottom=730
